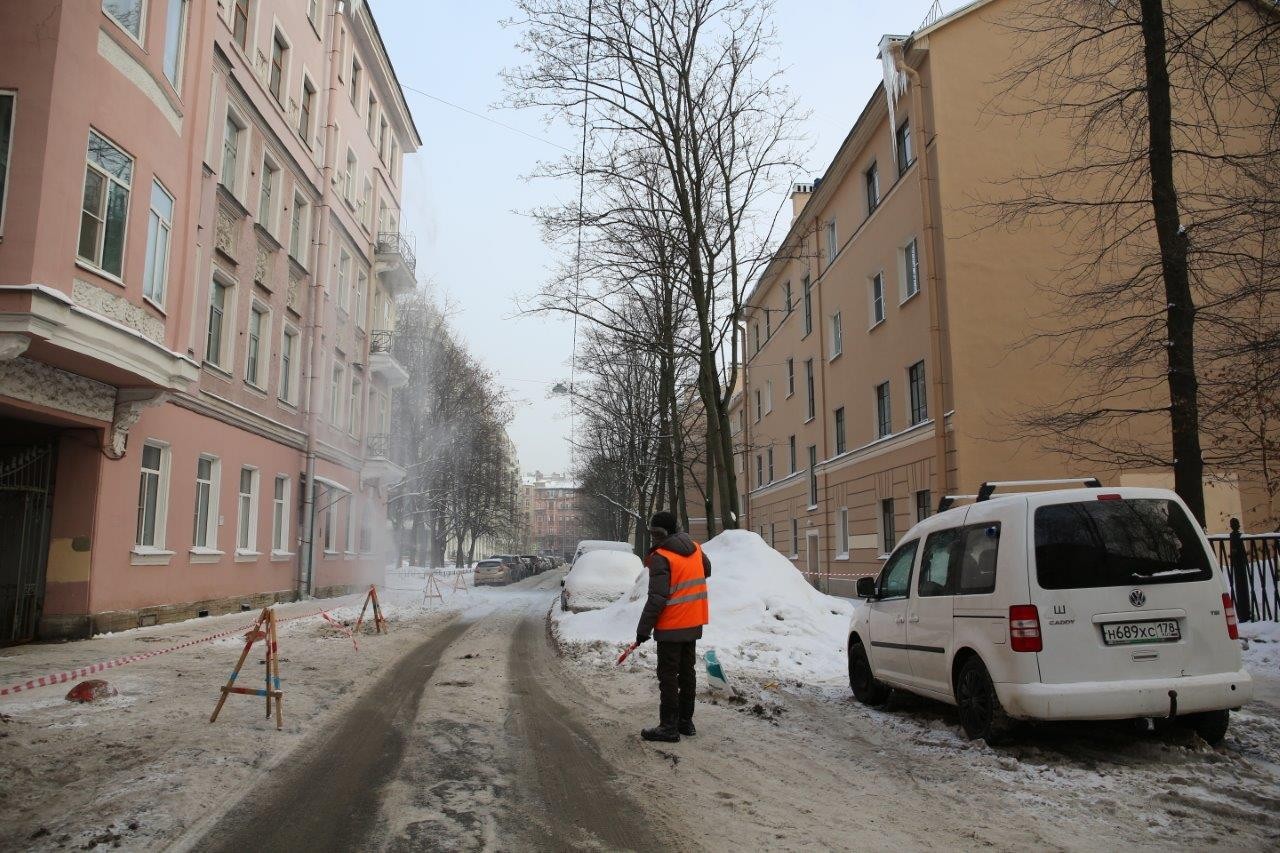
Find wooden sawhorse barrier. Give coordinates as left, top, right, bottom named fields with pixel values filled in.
left=354, top=584, right=387, bottom=635
left=210, top=607, right=283, bottom=730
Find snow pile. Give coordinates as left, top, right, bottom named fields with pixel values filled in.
left=555, top=530, right=854, bottom=683
left=1241, top=620, right=1280, bottom=672
left=563, top=550, right=644, bottom=611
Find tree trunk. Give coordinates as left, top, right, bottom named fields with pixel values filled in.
left=1139, top=0, right=1205, bottom=525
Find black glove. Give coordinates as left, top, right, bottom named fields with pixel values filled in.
left=636, top=632, right=650, bottom=645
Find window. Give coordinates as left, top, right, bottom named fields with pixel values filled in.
left=192, top=455, right=219, bottom=549
left=269, top=30, right=288, bottom=102
left=834, top=407, right=846, bottom=454
left=378, top=117, right=389, bottom=162
left=323, top=490, right=338, bottom=552
left=289, top=192, right=308, bottom=260
left=865, top=162, right=879, bottom=213
left=231, top=0, right=250, bottom=50
left=838, top=507, right=850, bottom=556
left=350, top=55, right=362, bottom=105
left=359, top=500, right=373, bottom=553
left=245, top=303, right=266, bottom=387
left=807, top=445, right=818, bottom=507
left=272, top=475, right=290, bottom=553
left=805, top=359, right=815, bottom=421
left=919, top=523, right=1001, bottom=597
left=881, top=498, right=897, bottom=553
left=896, top=119, right=914, bottom=175
left=791, top=518, right=799, bottom=556
left=830, top=312, right=843, bottom=357
left=755, top=455, right=763, bottom=488
left=142, top=180, right=174, bottom=306
left=767, top=447, right=774, bottom=483
left=754, top=389, right=761, bottom=424
left=1034, top=499, right=1211, bottom=590
left=104, top=0, right=145, bottom=41
left=874, top=540, right=916, bottom=599
left=802, top=275, right=812, bottom=336
left=752, top=323, right=760, bottom=355
left=919, top=527, right=959, bottom=596
left=770, top=522, right=776, bottom=549
left=206, top=278, right=230, bottom=367
left=367, top=95, right=378, bottom=138
left=237, top=466, right=259, bottom=552
left=870, top=272, right=886, bottom=325
left=78, top=131, right=133, bottom=278
left=902, top=238, right=921, bottom=300
left=915, top=489, right=932, bottom=523
left=908, top=360, right=927, bottom=425
left=259, top=156, right=278, bottom=235
left=825, top=220, right=837, bottom=264
left=783, top=281, right=792, bottom=313
left=0, top=92, right=12, bottom=235
left=786, top=358, right=795, bottom=397
left=337, top=248, right=350, bottom=307
left=788, top=435, right=796, bottom=474
left=280, top=327, right=298, bottom=404
left=349, top=373, right=362, bottom=435
left=162, top=0, right=189, bottom=87
left=135, top=442, right=168, bottom=547
left=354, top=271, right=367, bottom=325
left=221, top=113, right=244, bottom=194
left=307, top=0, right=320, bottom=27
left=875, top=381, right=891, bottom=438
left=362, top=176, right=373, bottom=229
left=765, top=307, right=772, bottom=339
left=299, top=78, right=316, bottom=142
left=345, top=149, right=356, bottom=202
left=764, top=380, right=774, bottom=414
left=330, top=360, right=344, bottom=427
left=390, top=140, right=399, bottom=182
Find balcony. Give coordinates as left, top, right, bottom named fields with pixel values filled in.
left=375, top=232, right=417, bottom=295
left=368, top=329, right=409, bottom=388
left=363, top=432, right=405, bottom=490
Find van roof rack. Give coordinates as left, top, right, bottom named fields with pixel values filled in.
left=937, top=494, right=978, bottom=512
left=975, top=478, right=1102, bottom=502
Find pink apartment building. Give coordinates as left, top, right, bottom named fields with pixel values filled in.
left=0, top=0, right=419, bottom=642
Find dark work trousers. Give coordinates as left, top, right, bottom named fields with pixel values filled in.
left=656, top=640, right=697, bottom=724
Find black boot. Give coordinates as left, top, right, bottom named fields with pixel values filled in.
left=641, top=720, right=680, bottom=742
left=678, top=718, right=696, bottom=737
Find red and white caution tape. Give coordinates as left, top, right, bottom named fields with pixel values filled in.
left=0, top=606, right=337, bottom=698
left=320, top=611, right=359, bottom=651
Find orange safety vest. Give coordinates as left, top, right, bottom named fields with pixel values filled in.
left=655, top=543, right=709, bottom=631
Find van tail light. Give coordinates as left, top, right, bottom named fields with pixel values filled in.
left=1096, top=493, right=1122, bottom=501
left=1223, top=593, right=1239, bottom=640
left=1009, top=605, right=1043, bottom=652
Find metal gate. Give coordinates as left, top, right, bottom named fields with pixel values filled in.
left=0, top=443, right=54, bottom=644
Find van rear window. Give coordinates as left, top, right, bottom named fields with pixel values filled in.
left=1034, top=499, right=1212, bottom=590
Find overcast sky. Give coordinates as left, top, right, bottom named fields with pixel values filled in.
left=374, top=0, right=946, bottom=476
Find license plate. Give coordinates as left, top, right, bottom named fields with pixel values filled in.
left=1101, top=619, right=1180, bottom=645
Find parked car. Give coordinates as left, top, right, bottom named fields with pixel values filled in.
left=570, top=539, right=634, bottom=566
left=847, top=479, right=1252, bottom=745
left=474, top=558, right=512, bottom=586
left=490, top=555, right=525, bottom=582
left=521, top=555, right=542, bottom=575
left=561, top=549, right=645, bottom=612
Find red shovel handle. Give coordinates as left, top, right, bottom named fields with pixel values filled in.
left=616, top=641, right=640, bottom=665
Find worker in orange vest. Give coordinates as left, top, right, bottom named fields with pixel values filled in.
left=635, top=511, right=711, bottom=742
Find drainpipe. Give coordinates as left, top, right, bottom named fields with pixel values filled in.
left=812, top=220, right=831, bottom=593
left=891, top=40, right=951, bottom=500
left=300, top=0, right=347, bottom=597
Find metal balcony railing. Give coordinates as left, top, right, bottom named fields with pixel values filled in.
left=376, top=232, right=417, bottom=276
left=366, top=432, right=391, bottom=459
left=369, top=329, right=394, bottom=354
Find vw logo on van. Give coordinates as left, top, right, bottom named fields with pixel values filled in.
left=1128, top=589, right=1147, bottom=608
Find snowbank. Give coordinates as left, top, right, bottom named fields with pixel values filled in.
left=563, top=550, right=644, bottom=611
left=555, top=530, right=854, bottom=683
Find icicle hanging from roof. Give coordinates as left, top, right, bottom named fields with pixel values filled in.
left=878, top=34, right=909, bottom=167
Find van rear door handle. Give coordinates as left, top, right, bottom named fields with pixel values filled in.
left=895, top=615, right=905, bottom=624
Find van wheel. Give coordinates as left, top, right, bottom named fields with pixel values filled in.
left=1186, top=709, right=1230, bottom=746
left=955, top=657, right=1012, bottom=745
left=848, top=640, right=891, bottom=707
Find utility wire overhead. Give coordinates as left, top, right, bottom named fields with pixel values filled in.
left=399, top=83, right=575, bottom=154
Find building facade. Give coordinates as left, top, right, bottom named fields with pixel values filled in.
left=0, top=0, right=419, bottom=642
left=522, top=472, right=585, bottom=560
left=739, top=0, right=1274, bottom=596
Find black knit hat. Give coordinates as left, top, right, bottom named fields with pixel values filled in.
left=649, top=511, right=679, bottom=537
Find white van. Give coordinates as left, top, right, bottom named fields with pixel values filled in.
left=847, top=480, right=1251, bottom=744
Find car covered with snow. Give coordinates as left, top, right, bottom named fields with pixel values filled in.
left=847, top=479, right=1252, bottom=745
left=570, top=539, right=634, bottom=566
left=561, top=548, right=645, bottom=612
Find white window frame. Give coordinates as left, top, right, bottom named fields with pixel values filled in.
left=345, top=496, right=357, bottom=555
left=162, top=0, right=189, bottom=89
left=353, top=269, right=367, bottom=326
left=830, top=311, right=843, bottom=358
left=78, top=129, right=134, bottom=281
left=870, top=272, right=886, bottom=327
left=299, top=75, right=316, bottom=144
left=142, top=178, right=174, bottom=308
left=786, top=357, right=794, bottom=398
left=289, top=191, right=308, bottom=260
left=901, top=237, right=921, bottom=302
left=103, top=0, right=147, bottom=45
left=764, top=379, right=773, bottom=415
left=807, top=445, right=818, bottom=509
left=837, top=506, right=850, bottom=558
left=259, top=153, right=279, bottom=236
left=245, top=301, right=270, bottom=389
left=272, top=474, right=291, bottom=555
left=323, top=490, right=339, bottom=554
left=336, top=245, right=350, bottom=306
left=279, top=324, right=300, bottom=405
left=205, top=272, right=234, bottom=370
left=134, top=440, right=171, bottom=552
left=330, top=359, right=345, bottom=428
left=349, top=372, right=362, bottom=437
left=791, top=518, right=799, bottom=559
left=876, top=380, right=892, bottom=439
left=825, top=219, right=837, bottom=264
left=344, top=148, right=357, bottom=203
left=268, top=25, right=290, bottom=105
left=236, top=465, right=260, bottom=556
left=192, top=453, right=221, bottom=554
left=0, top=91, right=13, bottom=237
left=221, top=109, right=247, bottom=197
left=229, top=0, right=253, bottom=54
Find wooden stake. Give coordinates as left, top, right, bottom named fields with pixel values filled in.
left=354, top=585, right=387, bottom=635
left=210, top=607, right=284, bottom=731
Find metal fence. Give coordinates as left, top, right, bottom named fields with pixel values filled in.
left=369, top=329, right=393, bottom=354
left=1207, top=532, right=1279, bottom=623
left=376, top=231, right=417, bottom=275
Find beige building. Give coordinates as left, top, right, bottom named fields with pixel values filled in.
left=738, top=0, right=1274, bottom=596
